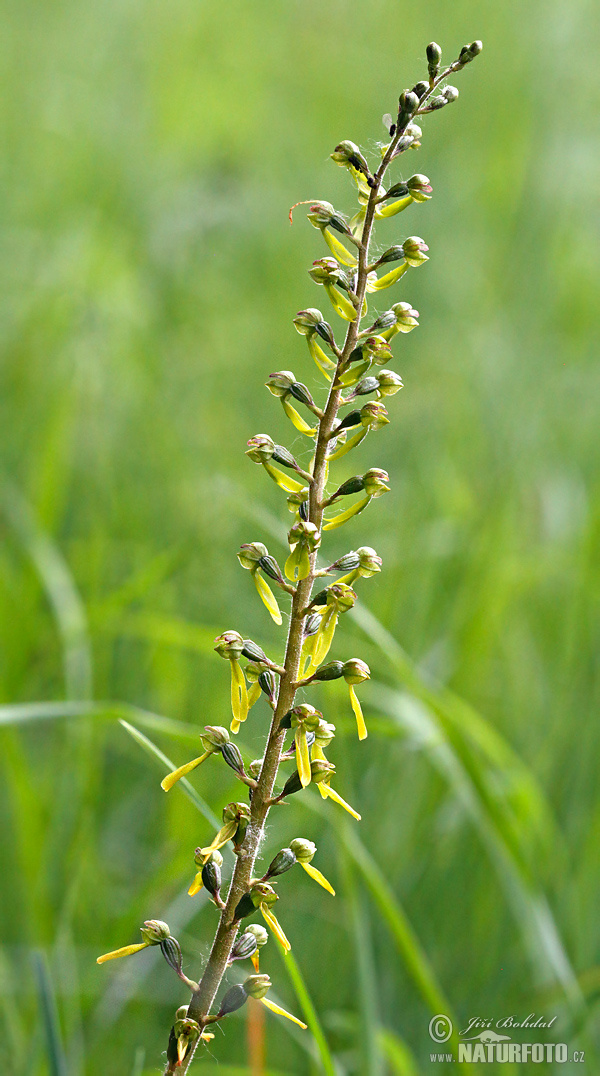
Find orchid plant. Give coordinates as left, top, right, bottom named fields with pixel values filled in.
left=97, top=37, right=482, bottom=1073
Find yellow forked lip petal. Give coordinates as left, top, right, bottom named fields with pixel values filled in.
left=161, top=750, right=212, bottom=792
left=296, top=727, right=312, bottom=787
left=311, top=607, right=337, bottom=667
left=96, top=941, right=149, bottom=964
left=281, top=396, right=317, bottom=436
left=261, top=996, right=307, bottom=1029
left=188, top=871, right=204, bottom=896
left=263, top=461, right=306, bottom=493
left=322, top=495, right=371, bottom=531
left=322, top=227, right=357, bottom=267
left=321, top=782, right=361, bottom=821
left=230, top=658, right=249, bottom=724
left=260, top=904, right=291, bottom=953
left=253, top=570, right=283, bottom=625
left=301, top=861, right=335, bottom=896
left=349, top=683, right=368, bottom=740
left=199, top=819, right=238, bottom=856
left=325, top=426, right=368, bottom=463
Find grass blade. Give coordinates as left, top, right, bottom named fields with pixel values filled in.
left=32, top=950, right=68, bottom=1076
left=118, top=719, right=219, bottom=827
left=274, top=946, right=337, bottom=1076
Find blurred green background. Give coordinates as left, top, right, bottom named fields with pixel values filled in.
left=1, top=0, right=599, bottom=1073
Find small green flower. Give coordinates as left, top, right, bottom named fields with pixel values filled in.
left=238, top=542, right=284, bottom=625
left=285, top=520, right=321, bottom=582
left=97, top=919, right=170, bottom=964
left=293, top=308, right=338, bottom=380
left=214, top=630, right=249, bottom=733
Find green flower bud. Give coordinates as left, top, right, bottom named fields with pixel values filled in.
left=246, top=434, right=275, bottom=463
left=304, top=613, right=322, bottom=636
left=357, top=546, right=383, bottom=574
left=265, top=847, right=297, bottom=878
left=202, top=725, right=230, bottom=748
left=374, top=244, right=406, bottom=266
left=238, top=542, right=269, bottom=568
left=412, top=80, right=429, bottom=99
left=353, top=376, right=380, bottom=397
left=376, top=369, right=403, bottom=397
left=245, top=923, right=269, bottom=947
left=343, top=658, right=371, bottom=685
left=258, top=669, right=276, bottom=699
left=201, top=855, right=222, bottom=899
left=280, top=758, right=334, bottom=797
left=160, top=936, right=183, bottom=975
left=214, top=630, right=244, bottom=660
left=362, top=467, right=390, bottom=497
left=140, top=920, right=171, bottom=944
left=458, top=40, right=483, bottom=65
left=271, top=443, right=299, bottom=469
left=333, top=475, right=366, bottom=497
left=243, top=973, right=272, bottom=1000
left=398, top=89, right=419, bottom=122
left=426, top=41, right=442, bottom=79
left=292, top=383, right=316, bottom=412
left=310, top=660, right=345, bottom=681
left=266, top=370, right=296, bottom=397
left=289, top=838, right=317, bottom=863
left=230, top=932, right=259, bottom=961
left=360, top=401, right=389, bottom=430
left=221, top=741, right=244, bottom=775
left=329, top=550, right=360, bottom=572
left=219, top=984, right=248, bottom=1016
left=175, top=1006, right=189, bottom=1021
left=241, top=638, right=268, bottom=663
left=258, top=554, right=284, bottom=583
left=331, top=140, right=370, bottom=176
left=443, top=86, right=459, bottom=103
left=368, top=309, right=397, bottom=334
left=248, top=759, right=262, bottom=778
left=427, top=95, right=448, bottom=112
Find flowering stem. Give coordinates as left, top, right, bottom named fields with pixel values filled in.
left=161, top=52, right=480, bottom=1074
